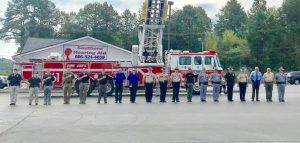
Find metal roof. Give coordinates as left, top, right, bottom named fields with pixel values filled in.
left=21, top=37, right=70, bottom=54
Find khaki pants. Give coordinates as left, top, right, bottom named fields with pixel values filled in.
left=63, top=83, right=73, bottom=104
left=10, top=86, right=19, bottom=104
left=79, top=83, right=89, bottom=104
left=29, top=87, right=39, bottom=105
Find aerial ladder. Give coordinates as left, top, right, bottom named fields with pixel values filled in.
left=133, top=0, right=168, bottom=66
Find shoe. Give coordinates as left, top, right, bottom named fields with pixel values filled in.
left=35, top=103, right=38, bottom=106
left=44, top=104, right=47, bottom=106
left=214, top=100, right=219, bottom=102
left=251, top=99, right=254, bottom=102
left=176, top=101, right=180, bottom=103
left=228, top=100, right=234, bottom=102
left=172, top=100, right=175, bottom=103
left=115, top=101, right=118, bottom=103
left=29, top=103, right=32, bottom=106
left=201, top=100, right=206, bottom=102
left=256, top=100, right=260, bottom=102
left=9, top=103, right=15, bottom=106
left=269, top=99, right=273, bottom=102
left=282, top=99, right=285, bottom=102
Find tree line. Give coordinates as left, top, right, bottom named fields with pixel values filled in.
left=0, top=0, right=299, bottom=72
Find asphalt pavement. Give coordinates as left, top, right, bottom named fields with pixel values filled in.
left=0, top=85, right=299, bottom=143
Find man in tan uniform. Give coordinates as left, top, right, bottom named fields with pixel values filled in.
left=143, top=68, right=156, bottom=103
left=170, top=67, right=182, bottom=102
left=263, top=68, right=275, bottom=102
left=157, top=68, right=169, bottom=102
left=63, top=68, right=74, bottom=104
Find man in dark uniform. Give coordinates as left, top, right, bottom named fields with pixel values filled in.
left=97, top=69, right=109, bottom=104
left=7, top=68, right=23, bottom=106
left=224, top=67, right=236, bottom=102
left=42, top=70, right=55, bottom=105
left=127, top=69, right=140, bottom=103
left=114, top=68, right=126, bottom=103
left=77, top=68, right=90, bottom=104
left=28, top=72, right=42, bottom=105
left=185, top=68, right=195, bottom=102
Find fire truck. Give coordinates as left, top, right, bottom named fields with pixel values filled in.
left=18, top=0, right=223, bottom=96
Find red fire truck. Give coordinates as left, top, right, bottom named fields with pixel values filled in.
left=19, top=0, right=223, bottom=96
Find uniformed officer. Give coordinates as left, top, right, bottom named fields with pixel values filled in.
left=237, top=68, right=248, bottom=102
left=170, top=67, right=182, bottom=102
left=198, top=68, right=209, bottom=102
left=7, top=68, right=23, bottom=106
left=157, top=68, right=169, bottom=103
left=28, top=72, right=42, bottom=105
left=77, top=68, right=90, bottom=104
left=63, top=68, right=74, bottom=104
left=210, top=68, right=222, bottom=102
left=224, top=67, right=236, bottom=102
left=275, top=67, right=287, bottom=102
left=97, top=69, right=109, bottom=104
left=185, top=68, right=195, bottom=102
left=143, top=68, right=155, bottom=103
left=42, top=70, right=55, bottom=106
left=114, top=68, right=126, bottom=103
left=263, top=68, right=275, bottom=102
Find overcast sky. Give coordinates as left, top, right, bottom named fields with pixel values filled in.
left=0, top=0, right=283, bottom=59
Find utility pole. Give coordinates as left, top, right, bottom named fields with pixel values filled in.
left=167, top=1, right=174, bottom=51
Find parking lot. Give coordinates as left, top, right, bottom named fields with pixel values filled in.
left=0, top=85, right=300, bottom=143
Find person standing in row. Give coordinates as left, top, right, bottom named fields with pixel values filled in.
left=97, top=69, right=109, bottom=104
left=78, top=68, right=90, bottom=104
left=275, top=67, right=287, bottom=102
left=211, top=68, right=222, bottom=102
left=219, top=77, right=227, bottom=95
left=157, top=68, right=169, bottom=103
left=43, top=70, right=55, bottom=106
left=224, top=67, right=236, bottom=102
left=143, top=68, right=156, bottom=103
left=185, top=68, right=195, bottom=102
left=63, top=68, right=74, bottom=104
left=250, top=67, right=262, bottom=102
left=263, top=68, right=275, bottom=102
left=7, top=68, right=23, bottom=106
left=198, top=68, right=209, bottom=102
left=170, top=68, right=182, bottom=103
left=237, top=68, right=248, bottom=102
left=127, top=69, right=140, bottom=103
left=28, top=72, right=41, bottom=105
left=114, top=68, right=126, bottom=103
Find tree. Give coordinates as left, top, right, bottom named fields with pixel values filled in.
left=57, top=11, right=87, bottom=39
left=246, top=0, right=268, bottom=68
left=281, top=0, right=300, bottom=70
left=0, top=0, right=60, bottom=52
left=76, top=2, right=122, bottom=47
left=163, top=5, right=212, bottom=52
left=214, top=0, right=248, bottom=37
left=119, top=9, right=139, bottom=50
left=218, top=30, right=250, bottom=68
left=204, top=32, right=219, bottom=51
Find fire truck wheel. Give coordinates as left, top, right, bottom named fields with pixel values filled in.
left=193, top=84, right=200, bottom=95
left=105, top=80, right=114, bottom=96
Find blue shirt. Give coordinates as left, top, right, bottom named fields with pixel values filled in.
left=114, top=72, right=126, bottom=85
left=250, top=71, right=262, bottom=82
left=127, top=73, right=140, bottom=84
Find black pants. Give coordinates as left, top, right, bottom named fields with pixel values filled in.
left=145, top=83, right=154, bottom=102
left=130, top=83, right=138, bottom=103
left=159, top=81, right=168, bottom=102
left=115, top=84, right=123, bottom=103
left=172, top=82, right=180, bottom=102
left=239, top=82, right=247, bottom=101
left=252, top=82, right=260, bottom=101
left=219, top=84, right=227, bottom=94
left=227, top=84, right=234, bottom=101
